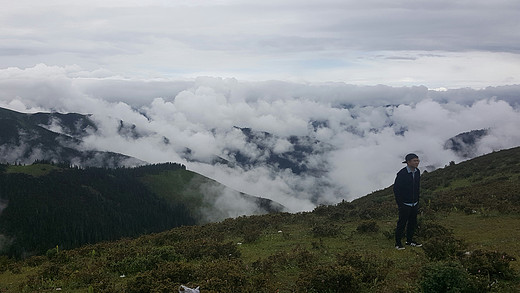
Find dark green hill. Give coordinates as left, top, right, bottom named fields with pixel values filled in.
left=0, top=147, right=519, bottom=292
left=0, top=107, right=143, bottom=168
left=0, top=162, right=283, bottom=258
left=0, top=107, right=96, bottom=140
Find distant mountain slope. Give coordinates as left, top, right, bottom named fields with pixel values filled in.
left=0, top=107, right=330, bottom=176
left=0, top=162, right=284, bottom=257
left=220, top=127, right=331, bottom=175
left=444, top=129, right=489, bottom=158
left=0, top=107, right=143, bottom=168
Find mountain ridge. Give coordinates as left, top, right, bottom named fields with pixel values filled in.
left=0, top=107, right=143, bottom=168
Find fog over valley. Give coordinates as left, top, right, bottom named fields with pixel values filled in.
left=1, top=65, right=519, bottom=212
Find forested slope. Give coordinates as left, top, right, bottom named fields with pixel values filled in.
left=0, top=162, right=282, bottom=257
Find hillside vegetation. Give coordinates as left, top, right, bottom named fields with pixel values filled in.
left=1, top=147, right=520, bottom=292
left=0, top=162, right=281, bottom=258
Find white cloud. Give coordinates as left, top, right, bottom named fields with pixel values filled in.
left=1, top=65, right=520, bottom=212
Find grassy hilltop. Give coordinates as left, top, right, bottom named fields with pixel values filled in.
left=1, top=147, right=520, bottom=292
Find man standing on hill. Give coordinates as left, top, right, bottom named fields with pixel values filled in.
left=394, top=153, right=422, bottom=250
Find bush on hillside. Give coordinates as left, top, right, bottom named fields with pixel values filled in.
left=336, top=250, right=392, bottom=283
left=313, top=201, right=356, bottom=221
left=460, top=250, right=517, bottom=281
left=126, top=270, right=177, bottom=293
left=242, top=228, right=262, bottom=243
left=311, top=223, right=342, bottom=237
left=195, top=259, right=248, bottom=291
left=0, top=255, right=11, bottom=273
left=415, top=220, right=453, bottom=240
left=420, top=261, right=484, bottom=293
left=423, top=235, right=466, bottom=261
left=252, top=247, right=318, bottom=274
left=417, top=220, right=466, bottom=261
left=297, top=264, right=362, bottom=293
left=356, top=221, right=380, bottom=233
left=173, top=239, right=240, bottom=260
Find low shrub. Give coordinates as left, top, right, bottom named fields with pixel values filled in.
left=291, top=247, right=318, bottom=270
left=242, top=228, right=262, bottom=243
left=108, top=246, right=180, bottom=275
left=0, top=255, right=10, bottom=273
left=174, top=239, right=240, bottom=260
left=151, top=245, right=181, bottom=262
left=336, top=250, right=392, bottom=283
left=356, top=221, right=380, bottom=233
left=420, top=261, right=484, bottom=293
left=24, top=255, right=46, bottom=267
left=19, top=274, right=64, bottom=292
left=252, top=247, right=317, bottom=273
left=152, top=261, right=196, bottom=285
left=70, top=260, right=111, bottom=288
left=297, top=264, right=362, bottom=293
left=460, top=250, right=517, bottom=281
left=382, top=229, right=394, bottom=240
left=415, top=220, right=453, bottom=240
left=422, top=235, right=465, bottom=261
left=311, top=223, right=342, bottom=237
left=111, top=255, right=159, bottom=275
left=45, top=246, right=69, bottom=264
left=7, top=262, right=22, bottom=274
left=196, top=259, right=248, bottom=291
left=126, top=270, right=177, bottom=293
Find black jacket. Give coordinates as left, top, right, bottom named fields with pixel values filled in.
left=393, top=166, right=420, bottom=206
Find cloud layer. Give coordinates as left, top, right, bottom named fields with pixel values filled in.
left=1, top=65, right=520, bottom=212
left=2, top=1, right=520, bottom=87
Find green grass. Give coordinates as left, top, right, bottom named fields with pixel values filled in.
left=140, top=169, right=203, bottom=207
left=2, top=210, right=518, bottom=292
left=5, top=163, right=61, bottom=177
left=1, top=211, right=519, bottom=292
left=438, top=212, right=520, bottom=271
left=140, top=169, right=232, bottom=221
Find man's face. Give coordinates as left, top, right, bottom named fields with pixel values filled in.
left=407, top=158, right=420, bottom=169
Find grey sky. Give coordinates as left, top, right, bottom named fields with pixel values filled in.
left=1, top=0, right=520, bottom=87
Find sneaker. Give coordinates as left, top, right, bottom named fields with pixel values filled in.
left=405, top=241, right=422, bottom=247
left=395, top=244, right=405, bottom=250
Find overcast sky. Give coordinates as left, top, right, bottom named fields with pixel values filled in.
left=2, top=0, right=520, bottom=88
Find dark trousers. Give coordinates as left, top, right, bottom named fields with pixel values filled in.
left=395, top=204, right=418, bottom=245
